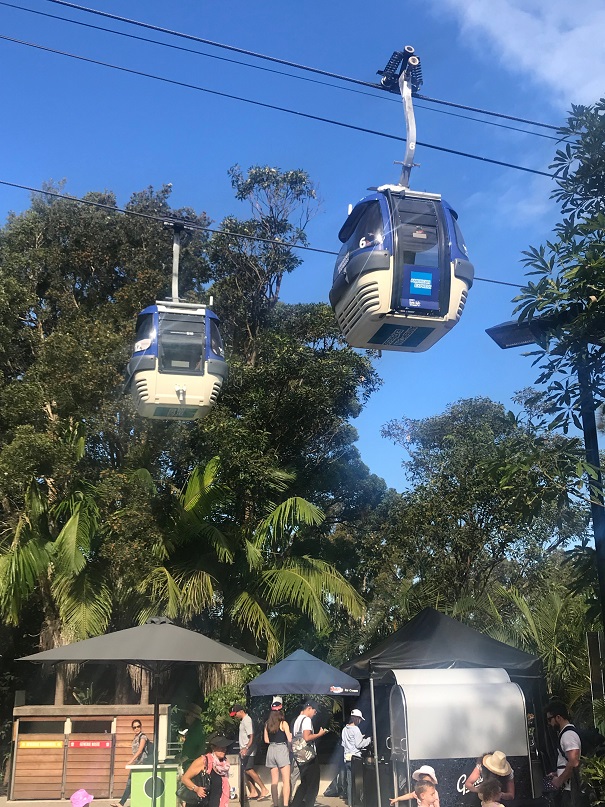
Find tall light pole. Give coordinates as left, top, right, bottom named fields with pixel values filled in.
left=486, top=317, right=605, bottom=635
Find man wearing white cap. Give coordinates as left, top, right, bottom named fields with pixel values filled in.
left=341, top=709, right=371, bottom=807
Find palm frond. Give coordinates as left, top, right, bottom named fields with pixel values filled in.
left=243, top=538, right=263, bottom=571
left=178, top=515, right=235, bottom=563
left=0, top=536, right=52, bottom=623
left=259, top=566, right=328, bottom=630
left=137, top=566, right=184, bottom=619
left=52, top=568, right=112, bottom=640
left=254, top=497, right=324, bottom=546
left=130, top=468, right=158, bottom=496
left=182, top=458, right=229, bottom=515
left=229, top=590, right=279, bottom=659
left=53, top=508, right=88, bottom=575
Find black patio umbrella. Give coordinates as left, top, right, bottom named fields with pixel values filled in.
left=20, top=617, right=265, bottom=807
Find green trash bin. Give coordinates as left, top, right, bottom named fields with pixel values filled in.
left=130, top=763, right=179, bottom=807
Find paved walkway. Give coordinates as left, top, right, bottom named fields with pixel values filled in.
left=0, top=795, right=346, bottom=807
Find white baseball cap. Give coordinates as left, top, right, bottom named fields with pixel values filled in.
left=412, top=765, right=438, bottom=784
left=350, top=708, right=364, bottom=720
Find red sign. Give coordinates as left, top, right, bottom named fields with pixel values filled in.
left=69, top=740, right=112, bottom=748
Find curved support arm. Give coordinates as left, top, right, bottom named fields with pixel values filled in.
left=398, top=57, right=419, bottom=188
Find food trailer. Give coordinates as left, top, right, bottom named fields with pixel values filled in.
left=341, top=609, right=548, bottom=807
left=388, top=668, right=533, bottom=807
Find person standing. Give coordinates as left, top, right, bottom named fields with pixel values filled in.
left=230, top=703, right=270, bottom=800
left=181, top=703, right=207, bottom=767
left=291, top=701, right=327, bottom=807
left=112, top=719, right=149, bottom=807
left=465, top=752, right=515, bottom=802
left=181, top=735, right=233, bottom=807
left=264, top=700, right=293, bottom=807
left=341, top=709, right=371, bottom=807
left=546, top=701, right=581, bottom=807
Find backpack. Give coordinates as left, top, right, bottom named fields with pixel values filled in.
left=139, top=733, right=154, bottom=762
left=576, top=726, right=605, bottom=758
left=558, top=726, right=594, bottom=807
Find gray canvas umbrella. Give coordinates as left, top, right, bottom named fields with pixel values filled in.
left=20, top=617, right=265, bottom=806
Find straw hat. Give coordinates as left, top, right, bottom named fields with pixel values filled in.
left=483, top=751, right=512, bottom=777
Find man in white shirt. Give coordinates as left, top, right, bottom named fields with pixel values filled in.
left=291, top=701, right=327, bottom=807
left=231, top=703, right=270, bottom=800
left=545, top=700, right=581, bottom=807
left=341, top=709, right=371, bottom=807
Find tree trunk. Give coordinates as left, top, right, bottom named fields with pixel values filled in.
left=140, top=669, right=150, bottom=705
left=54, top=664, right=66, bottom=706
left=115, top=665, right=130, bottom=704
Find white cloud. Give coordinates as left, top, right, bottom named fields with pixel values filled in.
left=464, top=172, right=554, bottom=229
left=435, top=0, right=605, bottom=107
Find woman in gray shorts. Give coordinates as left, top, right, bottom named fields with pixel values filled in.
left=264, top=703, right=293, bottom=807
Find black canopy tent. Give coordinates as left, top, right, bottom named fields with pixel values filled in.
left=247, top=649, right=360, bottom=697
left=341, top=609, right=547, bottom=807
left=342, top=607, right=543, bottom=682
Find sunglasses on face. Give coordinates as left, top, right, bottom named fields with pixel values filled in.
left=133, top=724, right=141, bottom=729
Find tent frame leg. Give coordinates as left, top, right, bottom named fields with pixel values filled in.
left=370, top=678, right=382, bottom=807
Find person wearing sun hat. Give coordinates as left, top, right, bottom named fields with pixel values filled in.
left=465, top=751, right=515, bottom=802
left=180, top=703, right=207, bottom=767
left=390, top=764, right=440, bottom=806
left=181, top=735, right=233, bottom=807
left=341, top=708, right=371, bottom=806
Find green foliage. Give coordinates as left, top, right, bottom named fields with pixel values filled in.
left=511, top=100, right=605, bottom=431
left=378, top=397, right=589, bottom=603
left=484, top=583, right=593, bottom=705
left=199, top=666, right=260, bottom=737
left=142, top=456, right=364, bottom=660
left=580, top=755, right=605, bottom=804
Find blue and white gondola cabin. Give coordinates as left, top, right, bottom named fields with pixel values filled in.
left=125, top=300, right=227, bottom=420
left=330, top=186, right=474, bottom=352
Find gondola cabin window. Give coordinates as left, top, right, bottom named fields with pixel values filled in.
left=335, top=200, right=384, bottom=280
left=393, top=198, right=442, bottom=313
left=134, top=313, right=155, bottom=353
left=158, top=313, right=205, bottom=374
left=209, top=319, right=225, bottom=357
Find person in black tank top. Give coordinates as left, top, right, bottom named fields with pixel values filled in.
left=264, top=701, right=293, bottom=807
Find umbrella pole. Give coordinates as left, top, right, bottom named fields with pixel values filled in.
left=152, top=672, right=159, bottom=807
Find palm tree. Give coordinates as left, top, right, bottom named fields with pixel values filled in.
left=140, top=457, right=365, bottom=659
left=0, top=478, right=112, bottom=703
left=483, top=583, right=593, bottom=706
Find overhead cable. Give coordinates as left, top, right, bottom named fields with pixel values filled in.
left=42, top=0, right=560, bottom=132
left=0, top=0, right=561, bottom=142
left=0, top=34, right=553, bottom=179
left=0, top=179, right=524, bottom=289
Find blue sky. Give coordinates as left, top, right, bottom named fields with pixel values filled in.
left=1, top=0, right=604, bottom=489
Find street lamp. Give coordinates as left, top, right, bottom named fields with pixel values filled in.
left=486, top=317, right=605, bottom=634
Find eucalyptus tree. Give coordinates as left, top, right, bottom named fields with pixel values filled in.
left=378, top=397, right=589, bottom=603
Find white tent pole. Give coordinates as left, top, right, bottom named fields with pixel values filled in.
left=370, top=675, right=382, bottom=807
